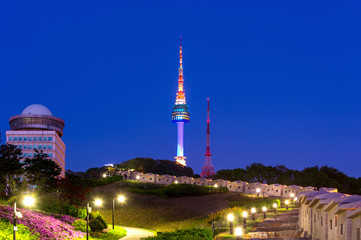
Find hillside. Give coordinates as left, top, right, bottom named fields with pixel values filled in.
left=89, top=182, right=236, bottom=231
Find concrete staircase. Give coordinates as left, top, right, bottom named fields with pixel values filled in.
left=247, top=209, right=304, bottom=239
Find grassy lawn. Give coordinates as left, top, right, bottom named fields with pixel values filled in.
left=81, top=225, right=127, bottom=240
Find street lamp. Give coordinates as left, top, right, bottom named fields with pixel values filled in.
left=251, top=207, right=256, bottom=221
left=112, top=195, right=126, bottom=229
left=174, top=180, right=178, bottom=184
left=242, top=211, right=248, bottom=229
left=285, top=200, right=290, bottom=210
left=136, top=175, right=140, bottom=180
left=13, top=196, right=35, bottom=240
left=86, top=199, right=102, bottom=240
left=290, top=193, right=295, bottom=198
left=256, top=188, right=260, bottom=197
left=235, top=227, right=243, bottom=240
left=214, top=184, right=218, bottom=188
left=227, top=213, right=234, bottom=234
left=262, top=206, right=267, bottom=219
left=273, top=203, right=278, bottom=214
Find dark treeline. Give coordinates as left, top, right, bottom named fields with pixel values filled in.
left=215, top=163, right=361, bottom=195
left=118, top=158, right=195, bottom=177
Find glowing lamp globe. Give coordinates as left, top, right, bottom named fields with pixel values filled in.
left=285, top=200, right=290, bottom=205
left=227, top=213, right=234, bottom=222
left=118, top=195, right=125, bottom=203
left=214, top=184, right=218, bottom=188
left=251, top=207, right=256, bottom=214
left=262, top=206, right=267, bottom=212
left=235, top=227, right=243, bottom=236
left=290, top=193, right=295, bottom=198
left=256, top=188, right=260, bottom=193
left=273, top=203, right=278, bottom=209
left=95, top=199, right=102, bottom=206
left=242, top=211, right=248, bottom=218
left=23, top=196, right=35, bottom=207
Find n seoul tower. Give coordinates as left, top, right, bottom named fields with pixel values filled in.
left=171, top=37, right=190, bottom=166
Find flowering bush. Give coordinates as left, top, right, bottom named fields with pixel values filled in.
left=0, top=204, right=84, bottom=239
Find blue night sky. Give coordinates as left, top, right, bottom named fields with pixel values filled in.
left=1, top=1, right=361, bottom=177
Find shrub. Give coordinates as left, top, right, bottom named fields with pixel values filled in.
left=89, top=219, right=105, bottom=232
left=72, top=219, right=88, bottom=232
left=143, top=228, right=213, bottom=240
left=96, top=214, right=108, bottom=230
left=83, top=175, right=123, bottom=188
left=118, top=180, right=164, bottom=190
left=0, top=219, right=40, bottom=240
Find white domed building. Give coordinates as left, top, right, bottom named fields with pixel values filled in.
left=6, top=104, right=66, bottom=177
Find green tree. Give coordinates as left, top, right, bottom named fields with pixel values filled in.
left=24, top=150, right=61, bottom=192
left=0, top=144, right=23, bottom=196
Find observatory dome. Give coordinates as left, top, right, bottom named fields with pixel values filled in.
left=22, top=104, right=53, bottom=116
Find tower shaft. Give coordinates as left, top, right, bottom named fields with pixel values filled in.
left=172, top=37, right=189, bottom=166
left=201, top=98, right=215, bottom=178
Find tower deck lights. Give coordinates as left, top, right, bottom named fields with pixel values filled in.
left=256, top=188, right=260, bottom=197
left=172, top=37, right=190, bottom=166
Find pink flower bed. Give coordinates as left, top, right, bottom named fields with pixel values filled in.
left=0, top=204, right=84, bottom=239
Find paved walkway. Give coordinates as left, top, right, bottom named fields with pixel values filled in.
left=120, top=226, right=155, bottom=240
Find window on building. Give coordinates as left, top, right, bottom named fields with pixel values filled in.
left=29, top=153, right=32, bottom=158
left=321, top=216, right=323, bottom=226
left=34, top=145, right=38, bottom=149
left=39, top=145, right=42, bottom=150
left=19, top=137, right=22, bottom=141
left=14, top=137, right=18, bottom=141
left=314, top=214, right=316, bottom=223
left=29, top=145, right=33, bottom=149
left=38, top=137, right=42, bottom=142
left=48, top=145, right=52, bottom=149
left=330, top=220, right=333, bottom=230
left=29, top=137, right=32, bottom=141
left=43, top=145, right=47, bottom=149
left=48, top=137, right=52, bottom=141
left=23, top=153, right=27, bottom=157
left=24, top=145, right=28, bottom=149
left=19, top=145, right=23, bottom=149
left=341, top=224, right=343, bottom=235
left=43, top=137, right=47, bottom=141
left=33, top=137, right=37, bottom=141
left=9, top=137, right=13, bottom=141
left=335, top=215, right=338, bottom=226
left=48, top=153, right=52, bottom=157
left=24, top=137, right=27, bottom=141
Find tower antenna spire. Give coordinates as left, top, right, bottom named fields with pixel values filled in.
left=201, top=98, right=215, bottom=178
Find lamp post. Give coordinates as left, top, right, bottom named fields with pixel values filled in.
left=112, top=195, right=125, bottom=229
left=15, top=196, right=34, bottom=240
left=251, top=208, right=256, bottom=221
left=285, top=200, right=290, bottom=210
left=256, top=188, right=260, bottom=197
left=214, top=184, right=218, bottom=188
left=227, top=213, right=234, bottom=235
left=242, top=211, right=248, bottom=229
left=87, top=199, right=102, bottom=240
left=235, top=227, right=243, bottom=240
left=273, top=203, right=277, bottom=214
left=262, top=206, right=267, bottom=219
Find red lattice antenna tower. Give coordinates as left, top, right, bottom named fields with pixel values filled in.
left=201, top=98, right=215, bottom=178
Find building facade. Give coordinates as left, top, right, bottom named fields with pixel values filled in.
left=6, top=104, right=66, bottom=177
